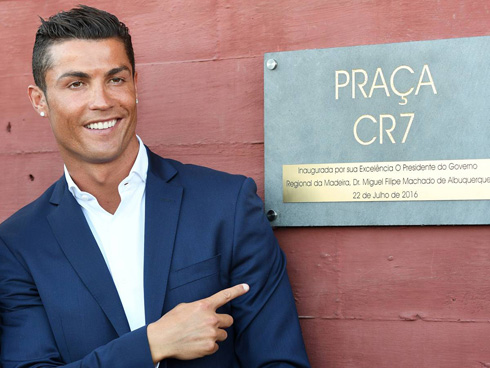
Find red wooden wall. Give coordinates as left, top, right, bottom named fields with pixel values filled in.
left=2, top=1, right=490, bottom=367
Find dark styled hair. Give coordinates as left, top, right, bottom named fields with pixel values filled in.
left=32, top=5, right=135, bottom=93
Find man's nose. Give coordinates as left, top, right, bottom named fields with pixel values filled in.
left=89, top=84, right=113, bottom=110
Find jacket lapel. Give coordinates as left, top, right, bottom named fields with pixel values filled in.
left=47, top=178, right=130, bottom=337
left=144, top=150, right=183, bottom=324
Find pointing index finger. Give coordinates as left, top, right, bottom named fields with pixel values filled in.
left=208, top=284, right=249, bottom=309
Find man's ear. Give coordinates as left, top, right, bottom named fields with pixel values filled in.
left=134, top=71, right=139, bottom=102
left=27, top=85, right=48, bottom=118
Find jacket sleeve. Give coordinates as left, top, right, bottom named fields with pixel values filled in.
left=0, top=237, right=155, bottom=368
left=230, top=177, right=311, bottom=367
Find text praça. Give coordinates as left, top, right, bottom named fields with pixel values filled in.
left=335, top=65, right=437, bottom=145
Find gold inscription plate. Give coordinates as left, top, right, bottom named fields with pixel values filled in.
left=283, top=159, right=490, bottom=203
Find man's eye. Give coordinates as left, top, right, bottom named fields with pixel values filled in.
left=68, top=81, right=83, bottom=89
left=110, top=77, right=124, bottom=84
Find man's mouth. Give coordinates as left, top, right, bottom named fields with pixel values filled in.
left=85, top=119, right=118, bottom=130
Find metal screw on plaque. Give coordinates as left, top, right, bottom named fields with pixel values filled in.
left=266, top=59, right=278, bottom=70
left=266, top=210, right=278, bottom=222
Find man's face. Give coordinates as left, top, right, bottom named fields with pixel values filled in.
left=41, top=38, right=138, bottom=166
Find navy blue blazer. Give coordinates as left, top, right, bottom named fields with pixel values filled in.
left=0, top=149, right=310, bottom=367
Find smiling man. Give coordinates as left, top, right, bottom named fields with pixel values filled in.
left=0, top=5, right=310, bottom=368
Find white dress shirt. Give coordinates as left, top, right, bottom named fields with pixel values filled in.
left=64, top=137, right=148, bottom=332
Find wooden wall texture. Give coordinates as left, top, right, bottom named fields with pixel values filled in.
left=1, top=1, right=490, bottom=367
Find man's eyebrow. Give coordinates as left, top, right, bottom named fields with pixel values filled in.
left=106, top=66, right=131, bottom=77
left=56, top=67, right=131, bottom=82
left=57, top=71, right=90, bottom=81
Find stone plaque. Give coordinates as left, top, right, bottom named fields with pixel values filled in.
left=264, top=36, right=490, bottom=226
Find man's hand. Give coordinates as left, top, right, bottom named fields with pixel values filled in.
left=147, top=283, right=250, bottom=363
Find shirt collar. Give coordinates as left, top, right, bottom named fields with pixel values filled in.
left=65, top=135, right=148, bottom=199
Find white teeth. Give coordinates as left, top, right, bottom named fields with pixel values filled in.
left=86, top=119, right=117, bottom=130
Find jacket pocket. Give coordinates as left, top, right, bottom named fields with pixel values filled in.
left=168, top=254, right=221, bottom=290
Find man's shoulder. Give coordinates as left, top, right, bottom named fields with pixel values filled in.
left=170, top=159, right=246, bottom=182
left=147, top=152, right=261, bottom=211
left=149, top=151, right=250, bottom=191
left=0, top=178, right=61, bottom=236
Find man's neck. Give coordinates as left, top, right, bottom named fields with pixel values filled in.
left=63, top=138, right=140, bottom=214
